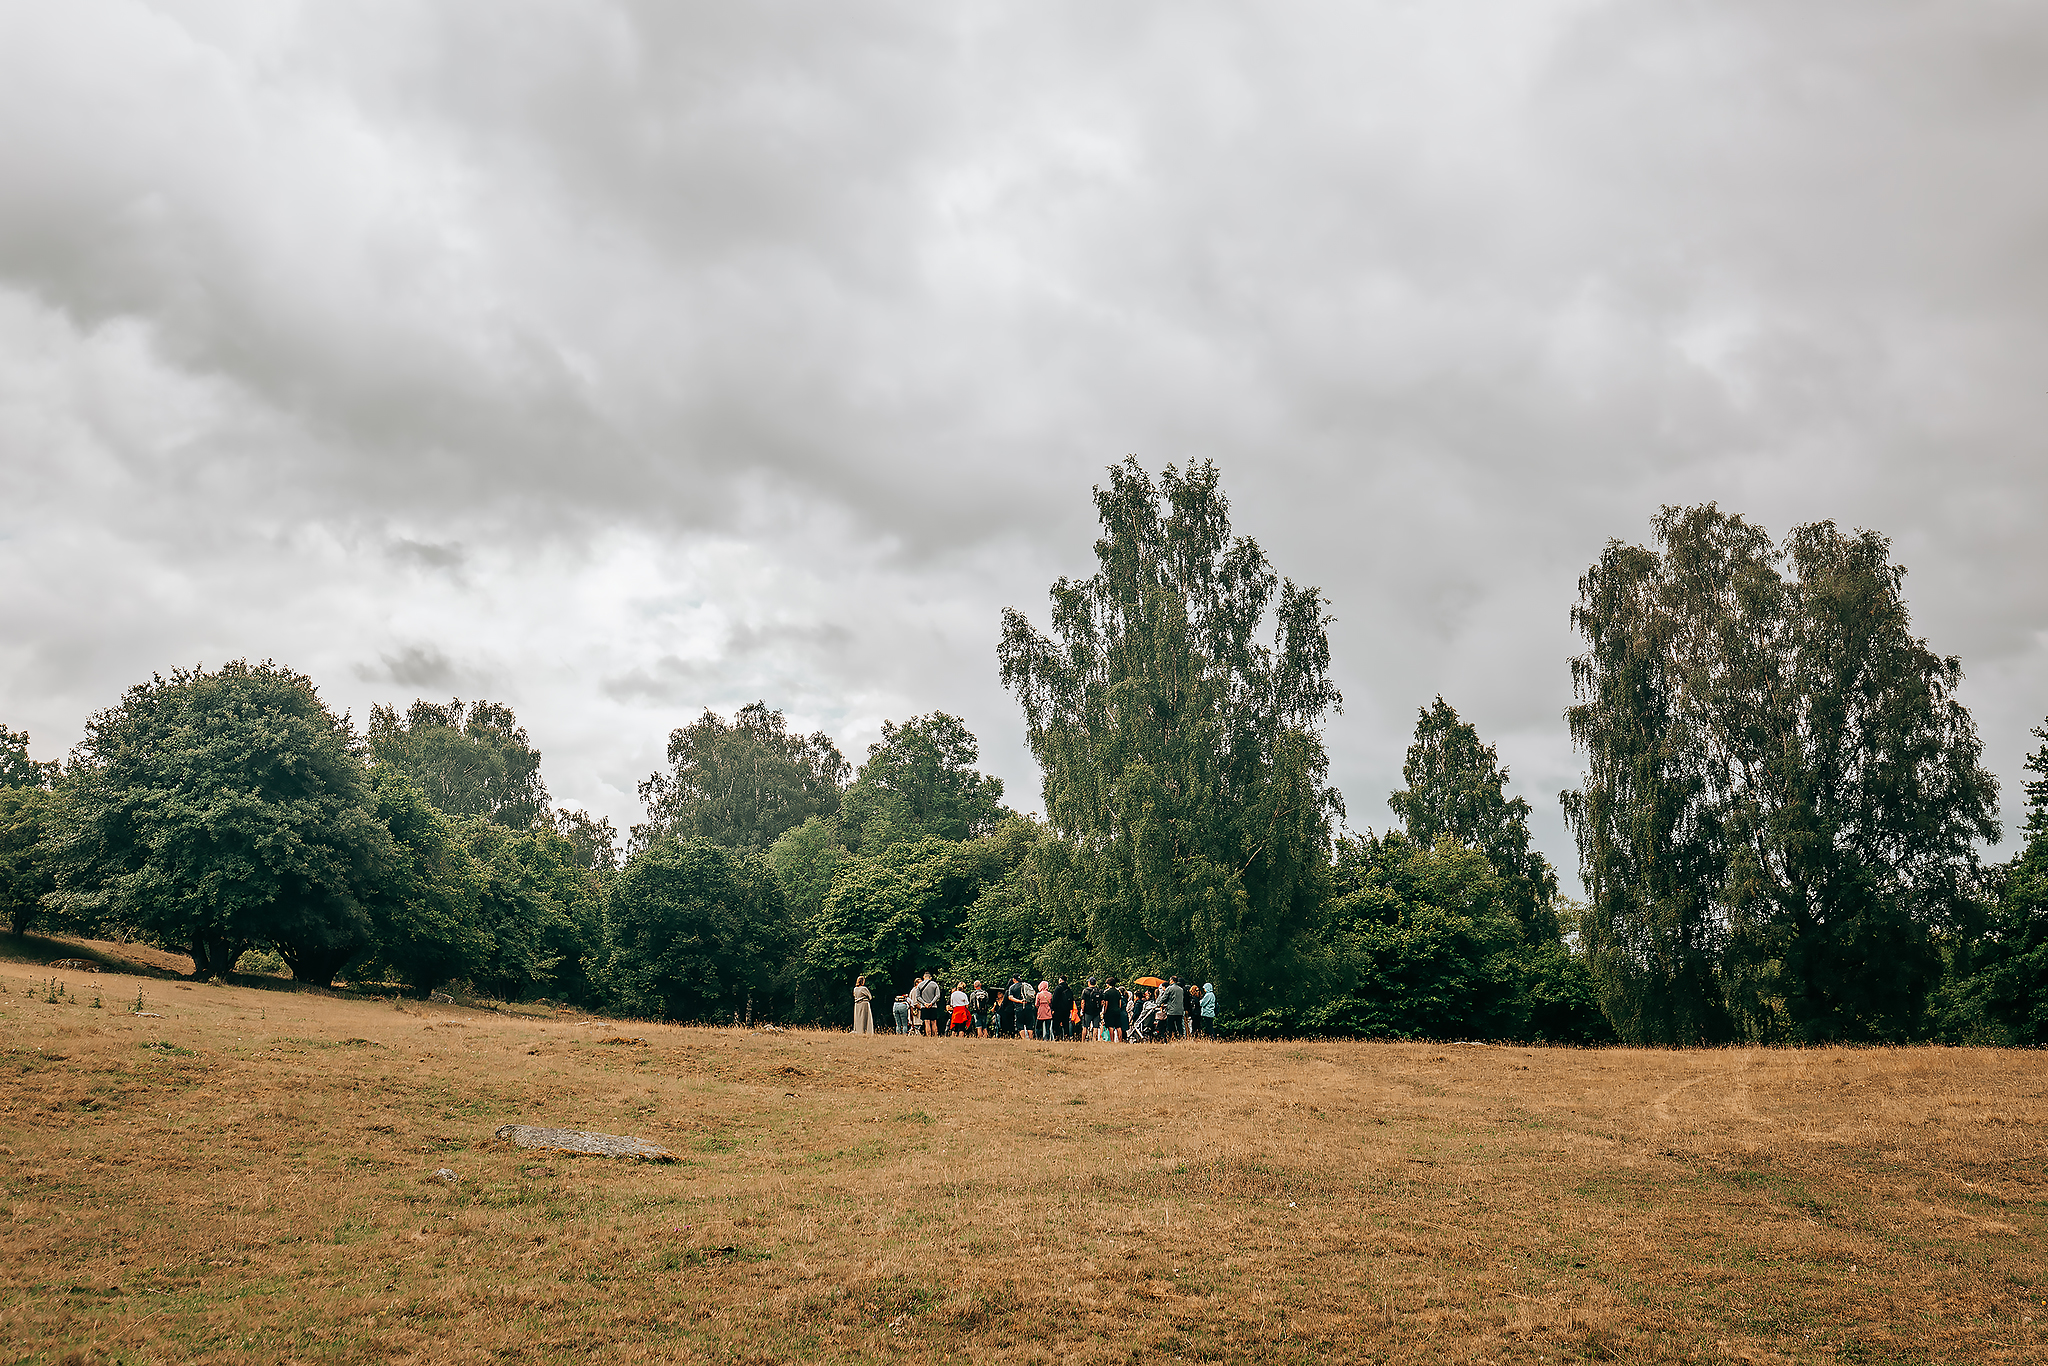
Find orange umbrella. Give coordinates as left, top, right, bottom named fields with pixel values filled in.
left=1133, top=976, right=1164, bottom=987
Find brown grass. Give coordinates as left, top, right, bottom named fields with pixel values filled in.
left=2, top=942, right=2044, bottom=1364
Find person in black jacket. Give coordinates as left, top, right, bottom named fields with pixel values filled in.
left=1050, top=977, right=1074, bottom=1041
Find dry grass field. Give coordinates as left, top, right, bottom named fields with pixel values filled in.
left=2, top=937, right=2044, bottom=1365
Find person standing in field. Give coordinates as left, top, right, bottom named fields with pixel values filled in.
left=949, top=982, right=971, bottom=1037
left=1199, top=982, right=1217, bottom=1037
left=970, top=980, right=992, bottom=1038
left=1035, top=980, right=1054, bottom=1040
left=853, top=976, right=873, bottom=1035
left=916, top=971, right=942, bottom=1038
left=1007, top=975, right=1032, bottom=1038
left=1160, top=977, right=1185, bottom=1039
left=892, top=992, right=911, bottom=1034
left=1102, top=978, right=1127, bottom=1041
left=1050, top=977, right=1074, bottom=1042
left=1080, top=979, right=1102, bottom=1040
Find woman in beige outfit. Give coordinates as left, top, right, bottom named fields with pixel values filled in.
left=852, top=976, right=873, bottom=1035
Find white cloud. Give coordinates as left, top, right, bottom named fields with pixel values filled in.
left=3, top=0, right=2045, bottom=874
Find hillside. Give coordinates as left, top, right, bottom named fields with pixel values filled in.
left=3, top=953, right=2043, bottom=1363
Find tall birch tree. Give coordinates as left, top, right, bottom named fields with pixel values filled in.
left=999, top=458, right=1341, bottom=999
left=1563, top=505, right=1999, bottom=1043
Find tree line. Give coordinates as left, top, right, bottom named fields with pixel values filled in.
left=3, top=460, right=2044, bottom=1044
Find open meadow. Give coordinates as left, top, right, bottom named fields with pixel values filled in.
left=2, top=939, right=2044, bottom=1365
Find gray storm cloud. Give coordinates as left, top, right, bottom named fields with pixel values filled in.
left=2, top=0, right=2044, bottom=879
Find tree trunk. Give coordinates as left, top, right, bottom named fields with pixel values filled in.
left=276, top=940, right=358, bottom=988
left=187, top=932, right=242, bottom=980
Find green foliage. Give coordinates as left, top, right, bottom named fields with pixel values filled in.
left=1389, top=698, right=1559, bottom=941
left=0, top=727, right=61, bottom=936
left=46, top=661, right=389, bottom=981
left=357, top=766, right=489, bottom=997
left=607, top=837, right=793, bottom=1021
left=1291, top=833, right=1609, bottom=1042
left=455, top=819, right=582, bottom=1003
left=947, top=824, right=1093, bottom=987
left=1563, top=506, right=1999, bottom=1044
left=803, top=825, right=1029, bottom=1005
left=367, top=698, right=550, bottom=831
left=546, top=806, right=619, bottom=873
left=1934, top=721, right=2048, bottom=1044
left=838, top=713, right=1007, bottom=852
left=766, top=816, right=845, bottom=922
left=0, top=785, right=56, bottom=935
left=0, top=725, right=59, bottom=790
left=234, top=946, right=289, bottom=975
left=1000, top=459, right=1341, bottom=1003
left=637, top=702, right=848, bottom=850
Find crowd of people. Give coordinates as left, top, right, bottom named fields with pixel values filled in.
left=849, top=972, right=1218, bottom=1040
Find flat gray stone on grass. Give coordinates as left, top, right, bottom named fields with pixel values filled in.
left=494, top=1124, right=674, bottom=1161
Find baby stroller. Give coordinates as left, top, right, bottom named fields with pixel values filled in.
left=1127, top=996, right=1162, bottom=1042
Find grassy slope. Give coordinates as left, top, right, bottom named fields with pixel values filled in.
left=1, top=945, right=2044, bottom=1364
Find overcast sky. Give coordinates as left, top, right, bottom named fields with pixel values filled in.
left=4, top=1, right=2046, bottom=881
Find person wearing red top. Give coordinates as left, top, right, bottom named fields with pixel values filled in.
left=1034, top=980, right=1054, bottom=1041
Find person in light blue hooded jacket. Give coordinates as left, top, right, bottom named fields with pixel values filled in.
left=1197, top=982, right=1217, bottom=1036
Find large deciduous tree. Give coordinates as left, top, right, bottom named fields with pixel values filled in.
left=1562, top=505, right=1999, bottom=1043
left=802, top=823, right=1033, bottom=1005
left=637, top=702, right=848, bottom=850
left=999, top=458, right=1341, bottom=1000
left=366, top=699, right=551, bottom=831
left=607, top=837, right=793, bottom=1021
left=359, top=766, right=489, bottom=997
left=47, top=661, right=390, bottom=980
left=837, top=712, right=1007, bottom=852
